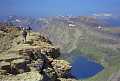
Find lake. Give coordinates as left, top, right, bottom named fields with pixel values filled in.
left=69, top=55, right=104, bottom=79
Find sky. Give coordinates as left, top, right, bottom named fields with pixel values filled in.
left=0, top=0, right=120, bottom=17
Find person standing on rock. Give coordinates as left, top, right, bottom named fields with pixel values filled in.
left=27, top=25, right=32, bottom=36
left=22, top=28, right=27, bottom=43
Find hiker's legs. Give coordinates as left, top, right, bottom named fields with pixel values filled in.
left=29, top=30, right=30, bottom=36
left=24, top=36, right=26, bottom=43
left=23, top=35, right=27, bottom=43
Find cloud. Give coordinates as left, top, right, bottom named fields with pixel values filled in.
left=93, top=13, right=112, bottom=17
left=15, top=19, right=21, bottom=22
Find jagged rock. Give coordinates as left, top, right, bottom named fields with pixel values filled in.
left=0, top=53, right=23, bottom=64
left=38, top=35, right=52, bottom=44
left=29, top=34, right=52, bottom=46
left=42, top=67, right=58, bottom=81
left=51, top=60, right=72, bottom=77
left=0, top=31, right=73, bottom=81
left=0, top=26, right=20, bottom=52
left=0, top=61, right=10, bottom=75
left=11, top=59, right=30, bottom=74
left=41, top=47, right=60, bottom=58
left=0, top=71, right=43, bottom=81
left=0, top=70, right=7, bottom=75
left=0, top=61, right=10, bottom=68
left=30, top=59, right=44, bottom=71
left=0, top=59, right=30, bottom=75
left=19, top=46, right=60, bottom=60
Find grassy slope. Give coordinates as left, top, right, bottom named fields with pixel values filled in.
left=40, top=20, right=120, bottom=81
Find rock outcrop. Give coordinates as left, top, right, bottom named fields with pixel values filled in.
left=52, top=60, right=72, bottom=77
left=0, top=30, right=72, bottom=81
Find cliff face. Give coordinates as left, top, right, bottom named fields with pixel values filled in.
left=0, top=26, right=73, bottom=81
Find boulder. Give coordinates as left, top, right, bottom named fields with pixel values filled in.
left=0, top=59, right=30, bottom=75
left=43, top=67, right=58, bottom=81
left=19, top=46, right=60, bottom=60
left=38, top=35, right=52, bottom=44
left=0, top=61, right=10, bottom=75
left=41, top=47, right=60, bottom=58
left=30, top=59, right=44, bottom=71
left=51, top=60, right=72, bottom=77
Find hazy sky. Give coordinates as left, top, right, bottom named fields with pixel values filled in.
left=0, top=0, right=120, bottom=17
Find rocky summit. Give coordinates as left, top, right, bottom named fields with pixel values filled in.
left=0, top=26, right=72, bottom=81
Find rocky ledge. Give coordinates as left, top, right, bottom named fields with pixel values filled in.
left=0, top=32, right=73, bottom=81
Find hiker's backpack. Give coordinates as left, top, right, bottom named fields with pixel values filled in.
left=22, top=30, right=27, bottom=36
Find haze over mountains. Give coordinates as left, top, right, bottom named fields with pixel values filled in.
left=1, top=15, right=120, bottom=29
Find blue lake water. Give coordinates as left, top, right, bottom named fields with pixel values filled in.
left=70, top=56, right=104, bottom=79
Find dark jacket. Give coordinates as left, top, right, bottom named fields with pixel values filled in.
left=22, top=30, right=27, bottom=37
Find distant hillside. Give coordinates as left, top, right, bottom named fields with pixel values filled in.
left=38, top=17, right=120, bottom=81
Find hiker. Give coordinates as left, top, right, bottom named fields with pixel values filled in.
left=19, top=26, right=24, bottom=31
left=27, top=25, right=32, bottom=36
left=22, top=28, right=27, bottom=43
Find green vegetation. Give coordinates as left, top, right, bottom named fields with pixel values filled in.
left=41, top=20, right=120, bottom=81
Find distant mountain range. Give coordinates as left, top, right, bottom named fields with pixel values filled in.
left=1, top=15, right=120, bottom=31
